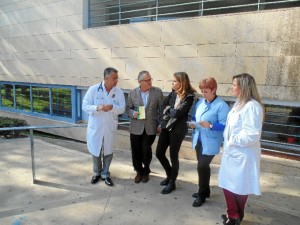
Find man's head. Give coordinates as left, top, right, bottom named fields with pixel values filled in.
left=138, top=71, right=153, bottom=92
left=104, top=67, right=119, bottom=90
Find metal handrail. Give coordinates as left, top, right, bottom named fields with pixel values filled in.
left=0, top=122, right=130, bottom=184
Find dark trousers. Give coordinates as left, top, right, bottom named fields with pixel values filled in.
left=223, top=188, right=248, bottom=220
left=130, top=130, right=156, bottom=175
left=195, top=141, right=214, bottom=196
left=156, top=129, right=186, bottom=181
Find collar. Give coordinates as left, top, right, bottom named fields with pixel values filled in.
left=97, top=82, right=104, bottom=92
left=205, top=95, right=218, bottom=104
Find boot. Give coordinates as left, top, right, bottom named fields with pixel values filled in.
left=192, top=195, right=206, bottom=207
left=161, top=180, right=176, bottom=194
left=192, top=189, right=210, bottom=198
left=160, top=177, right=169, bottom=186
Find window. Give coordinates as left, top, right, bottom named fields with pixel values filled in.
left=0, top=84, right=14, bottom=108
left=0, top=82, right=77, bottom=123
left=262, top=104, right=300, bottom=155
left=88, top=0, right=300, bottom=28
left=15, top=85, right=31, bottom=112
left=32, top=86, right=50, bottom=114
left=52, top=88, right=72, bottom=118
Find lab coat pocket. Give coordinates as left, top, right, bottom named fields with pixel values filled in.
left=227, top=147, right=245, bottom=163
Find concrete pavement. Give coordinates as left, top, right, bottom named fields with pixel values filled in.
left=0, top=137, right=299, bottom=225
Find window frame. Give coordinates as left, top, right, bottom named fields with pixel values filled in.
left=0, top=82, right=79, bottom=123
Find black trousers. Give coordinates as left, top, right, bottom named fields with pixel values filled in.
left=156, top=129, right=186, bottom=182
left=130, top=130, right=156, bottom=175
left=195, top=141, right=215, bottom=196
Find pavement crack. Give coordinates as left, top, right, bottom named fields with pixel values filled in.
left=98, top=187, right=113, bottom=225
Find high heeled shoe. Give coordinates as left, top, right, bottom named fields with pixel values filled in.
left=221, top=214, right=228, bottom=221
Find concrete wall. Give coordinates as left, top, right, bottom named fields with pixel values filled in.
left=0, top=0, right=299, bottom=101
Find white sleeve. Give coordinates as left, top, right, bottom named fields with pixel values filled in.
left=82, top=87, right=97, bottom=114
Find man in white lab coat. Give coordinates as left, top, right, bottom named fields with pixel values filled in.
left=82, top=67, right=125, bottom=186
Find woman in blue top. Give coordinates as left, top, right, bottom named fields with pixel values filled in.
left=189, top=77, right=230, bottom=207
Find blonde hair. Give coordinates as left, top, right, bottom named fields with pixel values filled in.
left=233, top=73, right=263, bottom=110
left=173, top=72, right=196, bottom=99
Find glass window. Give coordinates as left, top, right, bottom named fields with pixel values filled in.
left=158, top=0, right=201, bottom=20
left=263, top=105, right=300, bottom=146
left=0, top=84, right=14, bottom=108
left=52, top=88, right=72, bottom=118
left=32, top=86, right=50, bottom=114
left=88, top=0, right=300, bottom=28
left=15, top=85, right=31, bottom=111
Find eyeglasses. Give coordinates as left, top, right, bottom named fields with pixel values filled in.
left=141, top=78, right=153, bottom=83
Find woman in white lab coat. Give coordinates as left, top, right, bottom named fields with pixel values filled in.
left=218, top=73, right=264, bottom=225
left=82, top=67, right=125, bottom=186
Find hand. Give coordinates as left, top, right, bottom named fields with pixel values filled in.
left=199, top=121, right=211, bottom=128
left=102, top=104, right=113, bottom=112
left=133, top=111, right=139, bottom=119
left=96, top=105, right=104, bottom=111
left=188, top=121, right=196, bottom=129
left=156, top=127, right=161, bottom=134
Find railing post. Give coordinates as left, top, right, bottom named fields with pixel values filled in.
left=30, top=129, right=36, bottom=183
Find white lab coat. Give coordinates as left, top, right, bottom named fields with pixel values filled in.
left=218, top=100, right=263, bottom=195
left=82, top=82, right=125, bottom=157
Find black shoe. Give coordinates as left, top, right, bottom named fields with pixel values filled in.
left=90, top=175, right=101, bottom=184
left=192, top=192, right=198, bottom=198
left=102, top=177, right=113, bottom=186
left=192, top=196, right=206, bottom=207
left=221, top=214, right=228, bottom=221
left=223, top=218, right=241, bottom=225
left=142, top=174, right=149, bottom=183
left=161, top=181, right=176, bottom=194
left=192, top=190, right=210, bottom=198
left=160, top=178, right=169, bottom=186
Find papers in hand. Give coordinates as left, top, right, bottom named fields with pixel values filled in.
left=138, top=106, right=146, bottom=119
left=187, top=121, right=201, bottom=129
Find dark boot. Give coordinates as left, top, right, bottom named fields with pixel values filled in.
left=192, top=188, right=210, bottom=198
left=192, top=195, right=206, bottom=207
left=161, top=180, right=176, bottom=194
left=160, top=177, right=169, bottom=186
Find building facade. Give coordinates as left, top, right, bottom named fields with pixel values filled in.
left=0, top=0, right=299, bottom=154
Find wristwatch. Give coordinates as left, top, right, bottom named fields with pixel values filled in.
left=209, top=122, right=213, bottom=129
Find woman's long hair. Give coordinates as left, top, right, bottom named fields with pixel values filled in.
left=174, top=72, right=196, bottom=99
left=233, top=73, right=263, bottom=110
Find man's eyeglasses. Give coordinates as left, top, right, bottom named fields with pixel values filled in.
left=141, top=78, right=153, bottom=83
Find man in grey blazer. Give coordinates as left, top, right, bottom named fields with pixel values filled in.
left=126, top=71, right=164, bottom=183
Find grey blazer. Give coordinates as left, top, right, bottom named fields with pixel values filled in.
left=126, top=86, right=163, bottom=135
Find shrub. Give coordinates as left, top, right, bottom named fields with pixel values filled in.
left=0, top=117, right=28, bottom=138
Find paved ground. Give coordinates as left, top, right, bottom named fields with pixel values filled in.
left=0, top=137, right=299, bottom=225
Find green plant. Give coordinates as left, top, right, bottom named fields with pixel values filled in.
left=0, top=117, right=28, bottom=138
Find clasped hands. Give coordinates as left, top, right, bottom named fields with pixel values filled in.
left=97, top=104, right=113, bottom=112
